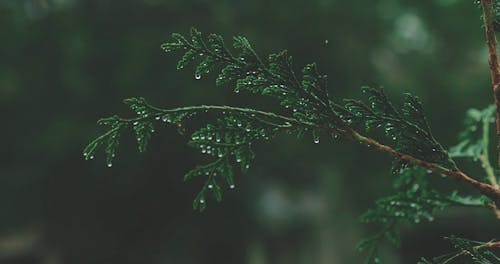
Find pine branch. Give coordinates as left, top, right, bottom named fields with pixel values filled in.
left=84, top=25, right=500, bottom=263
left=85, top=28, right=500, bottom=211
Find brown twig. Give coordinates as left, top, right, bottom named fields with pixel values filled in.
left=335, top=128, right=500, bottom=211
left=480, top=0, right=500, bottom=166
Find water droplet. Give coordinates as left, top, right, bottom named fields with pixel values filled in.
left=107, top=163, right=113, bottom=167
left=314, top=139, right=320, bottom=144
left=195, top=74, right=202, bottom=80
left=236, top=158, right=242, bottom=163
left=90, top=155, right=94, bottom=160
left=155, top=116, right=161, bottom=120
left=229, top=184, right=235, bottom=189
left=208, top=184, right=213, bottom=189
left=200, top=199, right=205, bottom=204
left=324, top=39, right=329, bottom=45
left=133, top=121, right=139, bottom=125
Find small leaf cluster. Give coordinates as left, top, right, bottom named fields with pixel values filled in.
left=420, top=236, right=500, bottom=264
left=85, top=94, right=306, bottom=210
left=357, top=167, right=487, bottom=263
left=83, top=116, right=125, bottom=167
left=449, top=104, right=495, bottom=160
left=161, top=28, right=338, bottom=126
left=343, top=88, right=454, bottom=171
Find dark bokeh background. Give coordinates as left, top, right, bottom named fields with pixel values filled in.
left=1, top=0, right=499, bottom=263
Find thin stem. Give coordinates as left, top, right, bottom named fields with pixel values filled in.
left=347, top=129, right=500, bottom=209
left=119, top=104, right=310, bottom=127
left=480, top=0, right=500, bottom=165
left=480, top=115, right=499, bottom=188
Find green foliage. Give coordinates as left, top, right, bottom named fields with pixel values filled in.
left=419, top=236, right=500, bottom=264
left=449, top=105, right=495, bottom=160
left=343, top=89, right=454, bottom=172
left=87, top=28, right=458, bottom=211
left=85, top=28, right=499, bottom=262
left=85, top=95, right=305, bottom=211
left=357, top=168, right=487, bottom=263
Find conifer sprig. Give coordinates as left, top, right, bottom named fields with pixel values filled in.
left=85, top=28, right=491, bottom=210
left=358, top=168, right=489, bottom=263
left=84, top=26, right=500, bottom=262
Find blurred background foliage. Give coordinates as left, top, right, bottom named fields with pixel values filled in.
left=1, top=0, right=499, bottom=263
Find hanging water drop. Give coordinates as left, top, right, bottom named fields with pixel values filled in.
left=208, top=184, right=213, bottom=189
left=195, top=74, right=202, bottom=80
left=107, top=163, right=113, bottom=167
left=229, top=184, right=235, bottom=189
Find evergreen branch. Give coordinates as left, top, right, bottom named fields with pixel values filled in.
left=85, top=25, right=500, bottom=263
left=86, top=29, right=500, bottom=211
